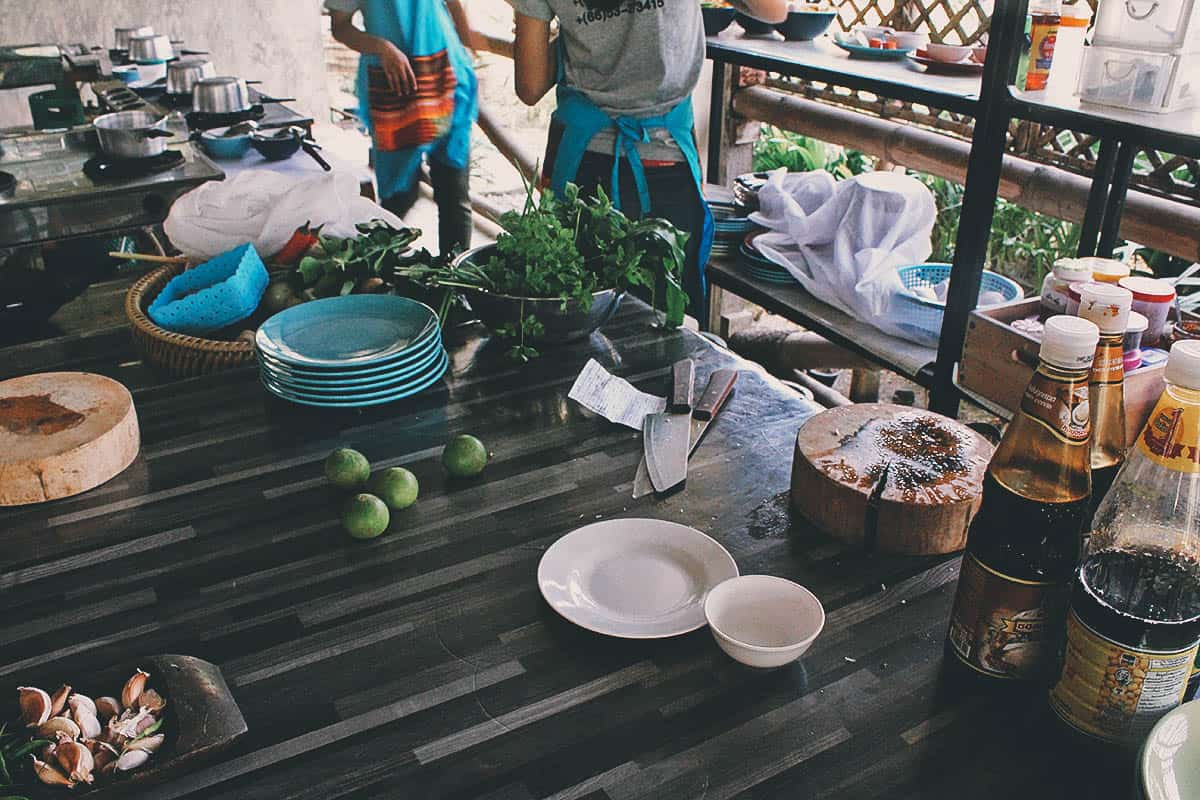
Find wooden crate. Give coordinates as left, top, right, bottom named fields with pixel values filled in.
left=960, top=297, right=1167, bottom=447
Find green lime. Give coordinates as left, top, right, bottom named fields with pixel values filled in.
left=342, top=493, right=390, bottom=539
left=325, top=447, right=370, bottom=489
left=442, top=434, right=488, bottom=478
left=369, top=467, right=419, bottom=510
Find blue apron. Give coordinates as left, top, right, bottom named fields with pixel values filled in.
left=547, top=85, right=714, bottom=301
left=357, top=0, right=478, bottom=198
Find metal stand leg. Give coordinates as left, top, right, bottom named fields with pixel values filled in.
left=707, top=61, right=727, bottom=182
left=1097, top=141, right=1136, bottom=258
left=1077, top=139, right=1118, bottom=258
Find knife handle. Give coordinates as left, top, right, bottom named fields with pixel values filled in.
left=695, top=369, right=738, bottom=420
left=669, top=359, right=695, bottom=413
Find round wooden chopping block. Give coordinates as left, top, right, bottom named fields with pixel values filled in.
left=0, top=372, right=140, bottom=506
left=790, top=403, right=992, bottom=555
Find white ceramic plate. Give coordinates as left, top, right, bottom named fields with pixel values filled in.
left=538, top=518, right=739, bottom=639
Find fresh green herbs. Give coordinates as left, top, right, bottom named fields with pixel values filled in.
left=0, top=721, right=47, bottom=797
left=293, top=221, right=433, bottom=299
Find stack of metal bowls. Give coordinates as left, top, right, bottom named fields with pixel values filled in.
left=114, top=26, right=154, bottom=52
left=166, top=57, right=216, bottom=96
left=192, top=76, right=253, bottom=114
left=127, top=33, right=174, bottom=64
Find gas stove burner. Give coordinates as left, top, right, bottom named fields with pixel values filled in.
left=159, top=92, right=194, bottom=109
left=186, top=105, right=265, bottom=131
left=0, top=171, right=15, bottom=199
left=98, top=86, right=146, bottom=112
left=82, top=150, right=185, bottom=182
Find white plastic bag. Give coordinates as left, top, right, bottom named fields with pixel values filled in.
left=749, top=169, right=937, bottom=343
left=164, top=170, right=405, bottom=262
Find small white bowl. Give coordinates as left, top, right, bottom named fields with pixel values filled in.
left=889, top=31, right=930, bottom=49
left=704, top=575, right=825, bottom=668
left=925, top=42, right=973, bottom=62
left=856, top=24, right=894, bottom=40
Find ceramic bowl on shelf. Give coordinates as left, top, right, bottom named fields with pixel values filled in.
left=736, top=12, right=778, bottom=35
left=925, top=42, right=973, bottom=62
left=890, top=30, right=930, bottom=49
left=704, top=575, right=825, bottom=668
left=971, top=44, right=988, bottom=63
left=198, top=128, right=252, bottom=160
left=776, top=9, right=837, bottom=40
left=702, top=5, right=737, bottom=35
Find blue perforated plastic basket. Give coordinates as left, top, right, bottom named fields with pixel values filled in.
left=148, top=243, right=269, bottom=335
left=892, top=263, right=1023, bottom=344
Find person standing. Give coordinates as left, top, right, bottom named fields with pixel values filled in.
left=328, top=0, right=478, bottom=255
left=512, top=0, right=786, bottom=315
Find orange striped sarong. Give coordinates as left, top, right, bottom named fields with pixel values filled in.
left=366, top=49, right=457, bottom=152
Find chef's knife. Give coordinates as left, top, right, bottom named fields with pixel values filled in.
left=643, top=359, right=695, bottom=494
left=633, top=368, right=738, bottom=498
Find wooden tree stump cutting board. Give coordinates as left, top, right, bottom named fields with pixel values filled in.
left=0, top=372, right=140, bottom=506
left=790, top=403, right=993, bottom=555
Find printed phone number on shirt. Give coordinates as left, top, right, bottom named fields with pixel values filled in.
left=575, top=0, right=665, bottom=25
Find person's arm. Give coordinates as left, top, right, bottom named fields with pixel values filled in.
left=731, top=0, right=788, bottom=23
left=513, top=12, right=556, bottom=106
left=329, top=9, right=417, bottom=95
left=445, top=0, right=481, bottom=52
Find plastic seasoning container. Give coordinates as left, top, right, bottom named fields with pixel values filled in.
left=1124, top=311, right=1149, bottom=370
left=1173, top=320, right=1200, bottom=345
left=1120, top=276, right=1177, bottom=349
left=1065, top=279, right=1096, bottom=316
left=1076, top=256, right=1131, bottom=284
left=1041, top=258, right=1093, bottom=315
left=1025, top=0, right=1062, bottom=90
left=1046, top=10, right=1090, bottom=96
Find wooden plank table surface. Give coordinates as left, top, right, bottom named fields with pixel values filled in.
left=0, top=295, right=1122, bottom=799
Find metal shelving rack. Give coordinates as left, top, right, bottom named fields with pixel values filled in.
left=703, top=1, right=1200, bottom=416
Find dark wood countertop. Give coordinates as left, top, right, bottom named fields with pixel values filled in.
left=0, top=296, right=1121, bottom=799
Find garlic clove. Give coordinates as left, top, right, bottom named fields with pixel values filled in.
left=138, top=688, right=167, bottom=714
left=129, top=733, right=165, bottom=753
left=121, top=668, right=149, bottom=710
left=115, top=747, right=151, bottom=772
left=75, top=707, right=102, bottom=739
left=55, top=739, right=95, bottom=784
left=17, top=686, right=52, bottom=727
left=30, top=755, right=76, bottom=787
left=95, top=695, right=121, bottom=721
left=35, top=716, right=81, bottom=740
left=92, top=742, right=120, bottom=773
left=68, top=692, right=97, bottom=719
left=40, top=742, right=58, bottom=762
left=48, top=684, right=71, bottom=717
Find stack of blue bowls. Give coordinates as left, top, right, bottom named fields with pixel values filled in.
left=255, top=295, right=447, bottom=408
left=739, top=233, right=797, bottom=285
left=709, top=202, right=756, bottom=259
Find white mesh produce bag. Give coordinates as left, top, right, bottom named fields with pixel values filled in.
left=749, top=169, right=937, bottom=343
left=164, top=170, right=405, bottom=262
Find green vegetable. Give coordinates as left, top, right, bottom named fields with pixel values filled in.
left=292, top=221, right=431, bottom=299
left=393, top=177, right=689, bottom=360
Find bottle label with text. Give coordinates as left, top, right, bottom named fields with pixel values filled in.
left=1139, top=395, right=1200, bottom=473
left=948, top=553, right=1065, bottom=679
left=1020, top=372, right=1090, bottom=445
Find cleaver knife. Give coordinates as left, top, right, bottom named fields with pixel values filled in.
left=643, top=359, right=695, bottom=494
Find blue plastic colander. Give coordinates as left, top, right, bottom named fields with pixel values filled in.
left=148, top=243, right=269, bottom=335
left=892, top=263, right=1023, bottom=344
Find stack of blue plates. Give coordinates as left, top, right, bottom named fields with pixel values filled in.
left=708, top=201, right=756, bottom=259
left=739, top=234, right=797, bottom=285
left=255, top=295, right=448, bottom=408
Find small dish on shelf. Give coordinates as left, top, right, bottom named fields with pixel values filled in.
left=832, top=38, right=914, bottom=59
left=908, top=49, right=985, bottom=74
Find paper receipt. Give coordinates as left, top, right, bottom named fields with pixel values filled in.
left=568, top=359, right=666, bottom=431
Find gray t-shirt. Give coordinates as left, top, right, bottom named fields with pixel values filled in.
left=514, top=0, right=704, bottom=161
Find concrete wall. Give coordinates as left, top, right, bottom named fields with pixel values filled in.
left=5, top=0, right=329, bottom=122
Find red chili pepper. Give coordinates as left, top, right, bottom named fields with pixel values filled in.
left=273, top=221, right=323, bottom=265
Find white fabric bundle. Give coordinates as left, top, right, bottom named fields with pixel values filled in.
left=164, top=170, right=405, bottom=262
left=749, top=169, right=938, bottom=344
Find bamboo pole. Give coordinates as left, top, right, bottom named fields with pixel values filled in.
left=732, top=86, right=1200, bottom=262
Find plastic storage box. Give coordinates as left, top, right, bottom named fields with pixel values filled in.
left=1093, top=0, right=1200, bottom=51
left=1076, top=44, right=1200, bottom=113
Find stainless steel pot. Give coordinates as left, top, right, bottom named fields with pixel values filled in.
left=192, top=76, right=252, bottom=114
left=114, top=26, right=153, bottom=51
left=166, top=57, right=215, bottom=95
left=93, top=111, right=171, bottom=159
left=127, top=33, right=174, bottom=64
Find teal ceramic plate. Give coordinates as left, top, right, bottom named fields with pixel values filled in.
left=256, top=295, right=439, bottom=368
left=256, top=327, right=441, bottom=380
left=832, top=40, right=914, bottom=59
left=258, top=342, right=443, bottom=392
left=261, top=350, right=449, bottom=407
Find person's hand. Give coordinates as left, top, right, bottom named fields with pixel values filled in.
left=379, top=41, right=417, bottom=95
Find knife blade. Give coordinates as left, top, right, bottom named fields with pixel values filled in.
left=643, top=359, right=695, bottom=494
left=633, top=367, right=737, bottom=498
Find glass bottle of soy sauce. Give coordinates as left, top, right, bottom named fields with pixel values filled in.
left=946, top=316, right=1099, bottom=685
left=1077, top=283, right=1133, bottom=512
left=1050, top=341, right=1200, bottom=747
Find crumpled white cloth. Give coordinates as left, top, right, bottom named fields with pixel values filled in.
left=748, top=168, right=938, bottom=344
left=164, top=169, right=404, bottom=262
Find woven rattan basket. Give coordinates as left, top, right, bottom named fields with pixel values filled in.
left=125, top=263, right=257, bottom=377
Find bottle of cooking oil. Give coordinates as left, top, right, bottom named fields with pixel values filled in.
left=1077, top=283, right=1133, bottom=509
left=1050, top=340, right=1200, bottom=747
left=946, top=315, right=1099, bottom=683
